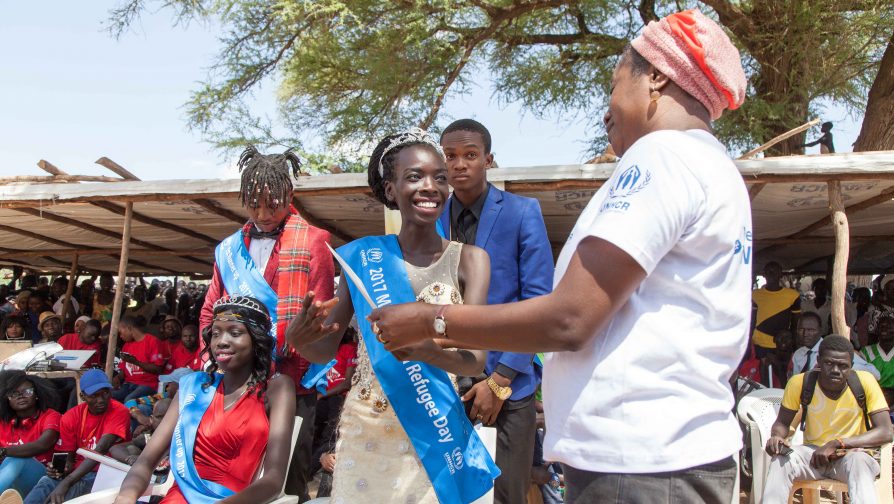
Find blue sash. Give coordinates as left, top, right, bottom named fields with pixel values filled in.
left=300, top=359, right=337, bottom=394
left=215, top=230, right=280, bottom=350
left=170, top=372, right=235, bottom=504
left=338, top=235, right=499, bottom=504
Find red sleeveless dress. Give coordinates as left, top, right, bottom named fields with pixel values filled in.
left=161, top=383, right=269, bottom=503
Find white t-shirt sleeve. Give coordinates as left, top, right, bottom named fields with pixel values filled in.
left=585, top=139, right=706, bottom=274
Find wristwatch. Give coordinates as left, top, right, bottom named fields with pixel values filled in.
left=486, top=376, right=513, bottom=401
left=433, top=305, right=449, bottom=337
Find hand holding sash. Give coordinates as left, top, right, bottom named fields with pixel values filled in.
left=285, top=291, right=341, bottom=350
left=368, top=302, right=439, bottom=351
left=390, top=338, right=443, bottom=363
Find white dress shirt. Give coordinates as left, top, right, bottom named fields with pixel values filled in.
left=790, top=339, right=881, bottom=380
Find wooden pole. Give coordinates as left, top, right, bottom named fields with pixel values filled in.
left=828, top=181, right=851, bottom=337
left=105, top=202, right=134, bottom=378
left=738, top=118, right=821, bottom=160
left=59, top=254, right=79, bottom=330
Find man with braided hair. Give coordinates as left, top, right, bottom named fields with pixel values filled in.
left=200, top=146, right=334, bottom=502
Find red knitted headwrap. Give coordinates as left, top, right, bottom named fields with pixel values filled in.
left=631, top=9, right=747, bottom=120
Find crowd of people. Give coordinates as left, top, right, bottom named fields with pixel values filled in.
left=0, top=8, right=890, bottom=504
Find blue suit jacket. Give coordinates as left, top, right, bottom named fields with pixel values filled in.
left=439, top=184, right=553, bottom=400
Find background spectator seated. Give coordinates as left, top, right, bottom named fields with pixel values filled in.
left=791, top=312, right=880, bottom=380
left=109, top=398, right=170, bottom=467
left=37, top=312, right=62, bottom=344
left=0, top=372, right=61, bottom=499
left=57, top=319, right=102, bottom=369
left=862, top=316, right=894, bottom=406
left=23, top=370, right=131, bottom=504
left=112, top=317, right=166, bottom=403
left=164, top=324, right=201, bottom=373
left=1, top=316, right=30, bottom=341
left=762, top=335, right=893, bottom=504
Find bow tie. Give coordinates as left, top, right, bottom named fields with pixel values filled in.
left=248, top=226, right=283, bottom=240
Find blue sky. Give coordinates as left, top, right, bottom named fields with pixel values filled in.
left=0, top=3, right=865, bottom=181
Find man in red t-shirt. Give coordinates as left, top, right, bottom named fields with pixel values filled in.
left=164, top=324, right=201, bottom=373
left=23, top=370, right=130, bottom=504
left=112, top=317, right=167, bottom=402
left=57, top=319, right=102, bottom=369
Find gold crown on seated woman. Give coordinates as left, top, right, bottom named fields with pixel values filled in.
left=212, top=295, right=268, bottom=319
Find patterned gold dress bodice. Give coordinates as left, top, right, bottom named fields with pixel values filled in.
left=331, top=241, right=464, bottom=504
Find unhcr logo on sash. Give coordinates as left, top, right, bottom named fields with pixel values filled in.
left=367, top=248, right=384, bottom=263
left=608, top=164, right=651, bottom=199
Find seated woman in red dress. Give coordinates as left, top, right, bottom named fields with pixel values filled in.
left=114, top=296, right=296, bottom=504
left=0, top=371, right=61, bottom=498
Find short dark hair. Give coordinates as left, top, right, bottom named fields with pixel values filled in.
left=118, top=316, right=138, bottom=329
left=798, top=311, right=822, bottom=327
left=0, top=371, right=59, bottom=423
left=84, top=319, right=102, bottom=335
left=441, top=119, right=492, bottom=154
left=818, top=334, right=854, bottom=360
left=622, top=44, right=652, bottom=77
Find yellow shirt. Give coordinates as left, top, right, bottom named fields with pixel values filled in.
left=782, top=370, right=888, bottom=446
left=751, top=287, right=800, bottom=349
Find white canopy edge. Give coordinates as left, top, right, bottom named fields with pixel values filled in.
left=3, top=151, right=893, bottom=204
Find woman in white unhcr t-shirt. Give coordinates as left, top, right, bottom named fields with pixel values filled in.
left=364, top=9, right=751, bottom=504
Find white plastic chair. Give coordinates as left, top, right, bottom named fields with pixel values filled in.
left=66, top=417, right=302, bottom=504
left=737, top=388, right=791, bottom=504
left=306, top=425, right=497, bottom=504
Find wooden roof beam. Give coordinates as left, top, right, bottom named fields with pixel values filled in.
left=0, top=223, right=96, bottom=250
left=748, top=183, right=766, bottom=202
left=36, top=160, right=68, bottom=177
left=0, top=248, right=214, bottom=259
left=12, top=208, right=212, bottom=268
left=789, top=186, right=894, bottom=239
left=95, top=157, right=140, bottom=181
left=192, top=199, right=246, bottom=225
left=90, top=201, right=219, bottom=245
left=291, top=196, right=355, bottom=243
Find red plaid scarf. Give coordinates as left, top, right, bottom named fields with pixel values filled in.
left=241, top=208, right=311, bottom=354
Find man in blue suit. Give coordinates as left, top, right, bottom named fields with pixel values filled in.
left=439, top=119, right=553, bottom=504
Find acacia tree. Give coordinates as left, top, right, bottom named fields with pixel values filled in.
left=108, top=0, right=894, bottom=165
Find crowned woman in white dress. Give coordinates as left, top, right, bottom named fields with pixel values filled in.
left=287, top=128, right=499, bottom=503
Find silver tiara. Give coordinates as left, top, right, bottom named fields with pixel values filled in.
left=212, top=296, right=268, bottom=319
left=378, top=127, right=446, bottom=177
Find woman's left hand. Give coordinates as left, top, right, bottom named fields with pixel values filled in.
left=369, top=303, right=438, bottom=351
left=390, top=339, right=442, bottom=363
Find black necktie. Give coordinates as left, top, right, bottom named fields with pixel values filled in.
left=457, top=209, right=476, bottom=244
left=801, top=349, right=813, bottom=374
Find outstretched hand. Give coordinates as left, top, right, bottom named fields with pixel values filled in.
left=368, top=302, right=438, bottom=351
left=285, top=291, right=340, bottom=350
